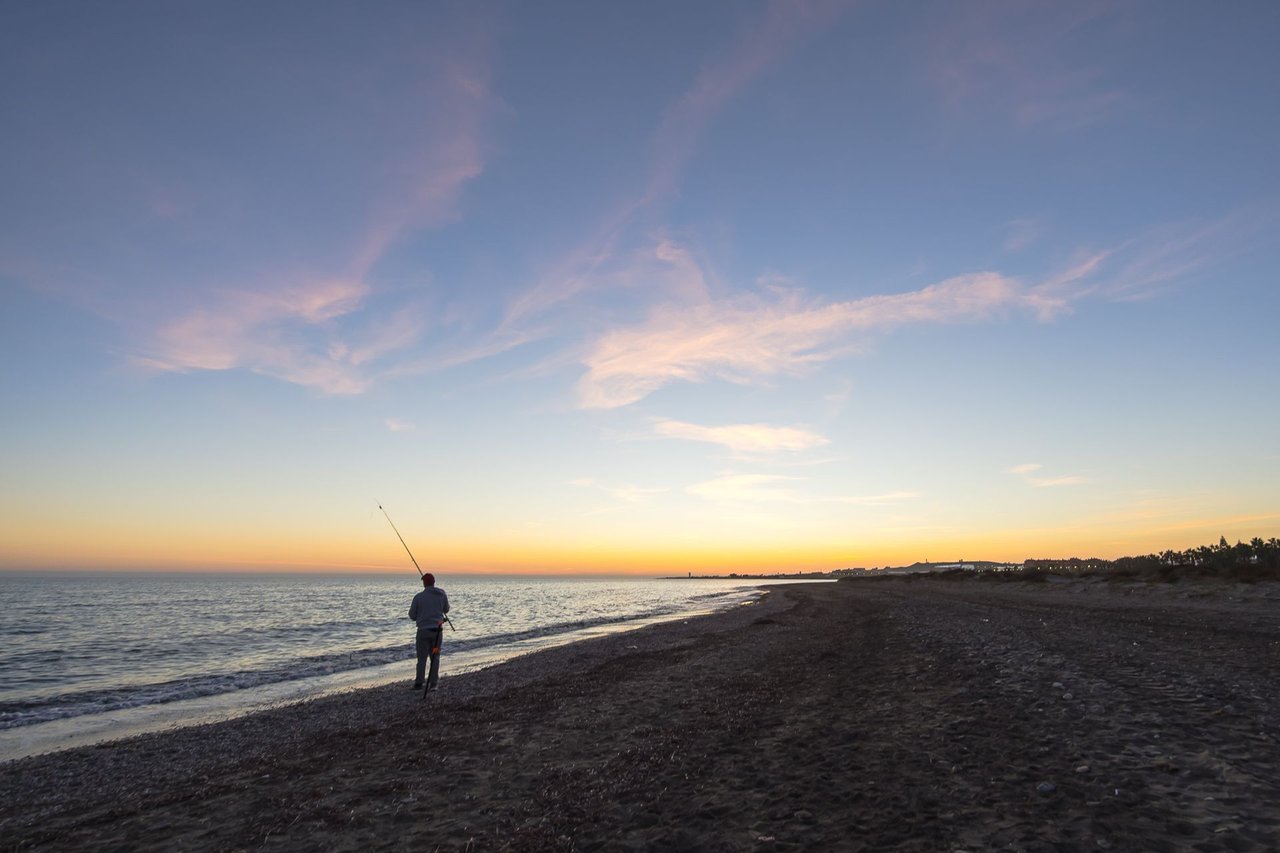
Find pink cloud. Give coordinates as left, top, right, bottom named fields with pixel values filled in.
left=1030, top=475, right=1087, bottom=488
left=135, top=278, right=378, bottom=394
left=653, top=418, right=830, bottom=455
left=549, top=215, right=1240, bottom=404
left=355, top=53, right=497, bottom=273
left=577, top=271, right=1062, bottom=408
left=129, top=25, right=499, bottom=395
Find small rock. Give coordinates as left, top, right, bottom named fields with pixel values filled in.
left=794, top=809, right=815, bottom=823
left=1063, top=692, right=1074, bottom=700
left=1075, top=764, right=1090, bottom=773
left=1052, top=682, right=1065, bottom=690
left=1036, top=781, right=1058, bottom=794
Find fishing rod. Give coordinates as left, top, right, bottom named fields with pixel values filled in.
left=379, top=503, right=455, bottom=631
left=379, top=503, right=422, bottom=576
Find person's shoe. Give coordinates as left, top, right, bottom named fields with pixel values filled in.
left=411, top=682, right=424, bottom=690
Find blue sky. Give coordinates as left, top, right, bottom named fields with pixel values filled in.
left=2, top=1, right=1277, bottom=572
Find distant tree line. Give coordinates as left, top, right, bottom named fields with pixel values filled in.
left=844, top=536, right=1280, bottom=584
left=1022, top=536, right=1280, bottom=581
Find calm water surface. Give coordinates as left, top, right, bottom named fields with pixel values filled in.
left=0, top=573, right=802, bottom=758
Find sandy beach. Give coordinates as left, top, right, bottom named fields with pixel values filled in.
left=3, top=577, right=1279, bottom=851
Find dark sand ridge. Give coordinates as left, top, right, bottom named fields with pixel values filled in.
left=2, top=578, right=1279, bottom=851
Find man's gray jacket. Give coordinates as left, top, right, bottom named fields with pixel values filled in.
left=409, top=587, right=450, bottom=629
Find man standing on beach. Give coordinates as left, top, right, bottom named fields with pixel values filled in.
left=409, top=573, right=450, bottom=691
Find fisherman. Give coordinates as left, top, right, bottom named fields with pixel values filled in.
left=408, top=573, right=450, bottom=691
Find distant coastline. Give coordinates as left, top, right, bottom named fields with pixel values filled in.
left=661, top=571, right=839, bottom=580
left=665, top=535, right=1280, bottom=584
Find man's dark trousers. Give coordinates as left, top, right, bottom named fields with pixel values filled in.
left=416, top=626, right=443, bottom=689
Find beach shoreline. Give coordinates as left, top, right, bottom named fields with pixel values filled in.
left=0, top=580, right=785, bottom=764
left=3, top=578, right=1278, bottom=851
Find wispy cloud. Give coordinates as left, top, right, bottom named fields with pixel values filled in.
left=578, top=271, right=1063, bottom=408
left=501, top=0, right=849, bottom=331
left=1031, top=214, right=1256, bottom=309
left=385, top=418, right=416, bottom=433
left=653, top=418, right=829, bottom=456
left=569, top=477, right=669, bottom=504
left=611, top=485, right=672, bottom=502
left=1032, top=475, right=1087, bottom=488
left=1087, top=218, right=1245, bottom=302
left=573, top=209, right=1256, bottom=411
left=687, top=473, right=805, bottom=503
left=355, top=44, right=498, bottom=269
left=828, top=490, right=922, bottom=505
left=133, top=279, right=376, bottom=394
left=129, top=20, right=499, bottom=394
left=687, top=473, right=918, bottom=505
left=133, top=279, right=446, bottom=395
left=924, top=2, right=1128, bottom=132
left=1008, top=463, right=1086, bottom=488
left=644, top=0, right=850, bottom=204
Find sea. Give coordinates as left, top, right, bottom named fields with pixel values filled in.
left=0, top=572, right=803, bottom=762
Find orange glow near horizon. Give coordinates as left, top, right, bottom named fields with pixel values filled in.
left=3, top=513, right=1276, bottom=574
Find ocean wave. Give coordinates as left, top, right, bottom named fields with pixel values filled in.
left=0, top=605, right=693, bottom=730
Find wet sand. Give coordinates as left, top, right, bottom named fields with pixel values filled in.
left=3, top=577, right=1279, bottom=851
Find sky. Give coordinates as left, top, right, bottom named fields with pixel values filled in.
left=2, top=0, right=1278, bottom=574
